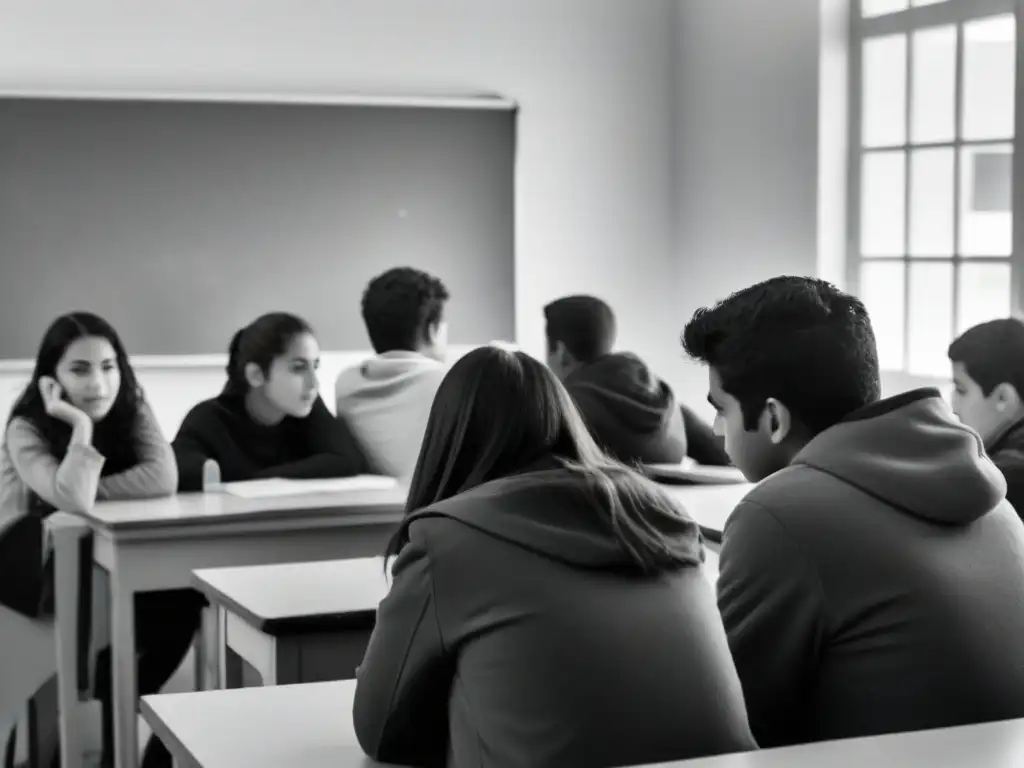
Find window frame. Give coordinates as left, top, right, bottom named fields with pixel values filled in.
left=846, top=0, right=1021, bottom=374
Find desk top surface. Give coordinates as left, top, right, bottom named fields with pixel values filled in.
left=73, top=476, right=749, bottom=537
left=75, top=485, right=408, bottom=532
left=661, top=483, right=752, bottom=535
left=193, top=557, right=390, bottom=632
left=141, top=680, right=1024, bottom=768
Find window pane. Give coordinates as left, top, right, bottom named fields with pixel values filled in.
left=909, top=148, right=954, bottom=256
left=960, top=145, right=1013, bottom=257
left=962, top=15, right=1016, bottom=141
left=860, top=262, right=906, bottom=371
left=908, top=262, right=954, bottom=377
left=957, top=262, right=1012, bottom=334
left=862, top=0, right=908, bottom=17
left=862, top=35, right=907, bottom=147
left=911, top=26, right=956, bottom=143
left=862, top=151, right=907, bottom=256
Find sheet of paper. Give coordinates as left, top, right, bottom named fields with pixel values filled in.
left=222, top=475, right=400, bottom=499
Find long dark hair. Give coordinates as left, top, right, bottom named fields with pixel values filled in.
left=223, top=312, right=314, bottom=397
left=8, top=312, right=144, bottom=477
left=387, top=346, right=703, bottom=573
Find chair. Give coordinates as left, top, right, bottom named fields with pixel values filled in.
left=0, top=512, right=91, bottom=768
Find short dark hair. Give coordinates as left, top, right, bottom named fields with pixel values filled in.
left=361, top=267, right=449, bottom=354
left=543, top=295, right=616, bottom=362
left=387, top=346, right=703, bottom=574
left=949, top=318, right=1024, bottom=397
left=225, top=312, right=313, bottom=396
left=681, top=276, right=881, bottom=435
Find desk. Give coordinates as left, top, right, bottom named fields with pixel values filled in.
left=645, top=718, right=1024, bottom=766
left=140, top=681, right=391, bottom=768
left=660, top=483, right=752, bottom=542
left=53, top=485, right=405, bottom=768
left=142, top=679, right=1024, bottom=768
left=192, top=558, right=389, bottom=687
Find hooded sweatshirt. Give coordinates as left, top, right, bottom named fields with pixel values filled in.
left=564, top=353, right=687, bottom=465
left=335, top=352, right=446, bottom=481
left=985, top=416, right=1024, bottom=521
left=353, top=463, right=757, bottom=768
left=718, top=388, right=1024, bottom=749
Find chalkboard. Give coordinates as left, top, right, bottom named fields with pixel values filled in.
left=0, top=96, right=516, bottom=358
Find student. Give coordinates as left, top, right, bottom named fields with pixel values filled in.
left=544, top=295, right=689, bottom=465
left=353, top=346, right=756, bottom=768
left=173, top=312, right=370, bottom=491
left=0, top=312, right=204, bottom=768
left=335, top=267, right=449, bottom=480
left=681, top=277, right=1024, bottom=749
left=948, top=318, right=1024, bottom=517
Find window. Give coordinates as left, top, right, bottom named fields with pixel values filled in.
left=849, top=0, right=1018, bottom=377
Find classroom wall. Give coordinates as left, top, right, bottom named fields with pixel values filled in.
left=672, top=0, right=827, bottom=414
left=0, top=0, right=681, bottom=431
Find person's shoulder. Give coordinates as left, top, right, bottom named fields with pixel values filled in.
left=179, top=396, right=231, bottom=430
left=4, top=415, right=45, bottom=449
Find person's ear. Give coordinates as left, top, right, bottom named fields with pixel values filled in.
left=762, top=398, right=793, bottom=445
left=244, top=362, right=266, bottom=389
left=552, top=341, right=573, bottom=367
left=992, top=382, right=1022, bottom=414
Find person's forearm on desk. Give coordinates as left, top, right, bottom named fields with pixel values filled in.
left=98, top=404, right=178, bottom=499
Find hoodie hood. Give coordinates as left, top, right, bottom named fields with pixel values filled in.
left=564, top=353, right=687, bottom=464
left=335, top=351, right=445, bottom=404
left=409, top=464, right=703, bottom=573
left=793, top=388, right=1007, bottom=525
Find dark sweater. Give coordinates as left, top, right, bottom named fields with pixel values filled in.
left=564, top=353, right=687, bottom=465
left=719, top=389, right=1024, bottom=748
left=172, top=393, right=370, bottom=492
left=354, top=465, right=756, bottom=767
left=987, top=417, right=1024, bottom=521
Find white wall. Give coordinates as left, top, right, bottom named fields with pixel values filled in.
left=0, top=0, right=681, bottom=428
left=672, top=0, right=826, bottom=413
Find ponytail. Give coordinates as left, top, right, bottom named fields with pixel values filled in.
left=223, top=327, right=248, bottom=396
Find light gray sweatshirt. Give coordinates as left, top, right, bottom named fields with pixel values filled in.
left=335, top=352, right=447, bottom=482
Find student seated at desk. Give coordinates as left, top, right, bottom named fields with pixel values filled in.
left=353, top=346, right=755, bottom=768
left=682, top=277, right=1024, bottom=749
left=0, top=312, right=204, bottom=768
left=173, top=312, right=370, bottom=491
left=948, top=318, right=1024, bottom=518
left=544, top=294, right=693, bottom=465
left=335, top=267, right=449, bottom=481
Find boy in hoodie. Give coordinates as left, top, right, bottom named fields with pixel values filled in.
left=682, top=276, right=1024, bottom=749
left=335, top=267, right=449, bottom=480
left=544, top=295, right=688, bottom=465
left=948, top=318, right=1024, bottom=519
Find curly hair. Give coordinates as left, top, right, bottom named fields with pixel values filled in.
left=681, top=276, right=880, bottom=436
left=361, top=267, right=450, bottom=354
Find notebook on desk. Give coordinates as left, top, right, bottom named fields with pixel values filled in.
left=222, top=475, right=400, bottom=499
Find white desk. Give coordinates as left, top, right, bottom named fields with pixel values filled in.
left=660, top=483, right=752, bottom=540
left=192, top=557, right=390, bottom=687
left=140, top=681, right=392, bottom=768
left=141, top=679, right=1024, bottom=768
left=645, top=718, right=1024, bottom=766
left=52, top=485, right=405, bottom=768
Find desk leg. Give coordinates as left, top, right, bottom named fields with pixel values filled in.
left=195, top=605, right=222, bottom=691
left=110, top=575, right=138, bottom=768
left=51, top=516, right=83, bottom=768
